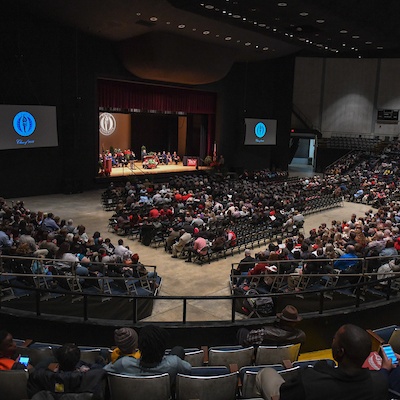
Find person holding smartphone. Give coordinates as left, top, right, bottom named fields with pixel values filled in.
left=0, top=330, right=30, bottom=370
left=381, top=344, right=400, bottom=394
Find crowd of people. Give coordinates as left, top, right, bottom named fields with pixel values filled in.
left=2, top=316, right=400, bottom=399
left=0, top=198, right=155, bottom=291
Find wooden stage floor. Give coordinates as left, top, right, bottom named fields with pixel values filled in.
left=100, top=161, right=211, bottom=178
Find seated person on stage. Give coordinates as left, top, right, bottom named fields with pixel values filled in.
left=237, top=305, right=306, bottom=347
left=28, top=343, right=107, bottom=399
left=104, top=325, right=191, bottom=383
left=172, top=151, right=180, bottom=165
left=185, top=234, right=208, bottom=262
left=255, top=324, right=389, bottom=400
left=0, top=330, right=31, bottom=370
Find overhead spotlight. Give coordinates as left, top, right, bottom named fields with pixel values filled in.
left=278, top=2, right=287, bottom=6
left=233, top=14, right=241, bottom=18
left=242, top=17, right=247, bottom=20
left=377, top=46, right=384, bottom=49
left=299, top=12, right=308, bottom=16
left=136, top=12, right=141, bottom=16
left=150, top=16, right=158, bottom=22
left=178, top=24, right=185, bottom=29
left=352, top=35, right=360, bottom=39
left=192, top=28, right=196, bottom=31
left=263, top=47, right=269, bottom=51
left=222, top=10, right=227, bottom=14
left=245, top=42, right=251, bottom=46
left=215, top=34, right=220, bottom=37
left=258, top=23, right=266, bottom=27
left=225, top=36, right=232, bottom=40
left=316, top=19, right=325, bottom=23
left=205, top=4, right=214, bottom=9
left=365, top=41, right=372, bottom=45
left=340, top=30, right=348, bottom=34
left=203, top=30, right=210, bottom=35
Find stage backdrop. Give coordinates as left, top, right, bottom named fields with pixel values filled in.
left=99, top=112, right=131, bottom=153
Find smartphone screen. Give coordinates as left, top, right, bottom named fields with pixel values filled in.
left=19, top=356, right=29, bottom=366
left=383, top=345, right=398, bottom=365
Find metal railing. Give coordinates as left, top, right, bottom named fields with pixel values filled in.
left=1, top=254, right=399, bottom=325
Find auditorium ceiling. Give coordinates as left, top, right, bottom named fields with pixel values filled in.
left=13, top=0, right=400, bottom=84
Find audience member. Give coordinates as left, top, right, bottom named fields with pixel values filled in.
left=237, top=305, right=306, bottom=347
left=254, top=324, right=389, bottom=400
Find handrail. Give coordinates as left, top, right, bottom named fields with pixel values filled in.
left=1, top=254, right=399, bottom=325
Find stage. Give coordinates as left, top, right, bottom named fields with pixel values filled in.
left=98, top=161, right=212, bottom=179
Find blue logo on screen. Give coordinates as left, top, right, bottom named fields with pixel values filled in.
left=13, top=111, right=36, bottom=137
left=255, top=122, right=266, bottom=138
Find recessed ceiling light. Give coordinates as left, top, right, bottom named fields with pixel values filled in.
left=342, top=43, right=346, bottom=47
left=273, top=28, right=277, bottom=31
left=136, top=12, right=141, bottom=16
left=258, top=23, right=266, bottom=27
left=166, top=21, right=171, bottom=25
left=203, top=30, right=210, bottom=35
left=228, top=12, right=232, bottom=16
left=278, top=2, right=287, bottom=6
left=316, top=19, right=325, bottom=23
left=340, top=30, right=348, bottom=34
left=192, top=28, right=196, bottom=31
left=205, top=4, right=214, bottom=9
left=352, top=35, right=360, bottom=39
left=299, top=12, right=309, bottom=16
left=377, top=46, right=384, bottom=49
left=242, top=17, right=247, bottom=21
left=237, top=40, right=241, bottom=43
left=255, top=45, right=259, bottom=48
left=254, top=21, right=258, bottom=25
left=222, top=10, right=227, bottom=14
left=233, top=14, right=241, bottom=18
left=263, top=47, right=269, bottom=51
left=150, top=16, right=158, bottom=22
left=245, top=42, right=251, bottom=46
left=178, top=24, right=185, bottom=29
left=216, top=34, right=220, bottom=37
left=225, top=36, right=232, bottom=40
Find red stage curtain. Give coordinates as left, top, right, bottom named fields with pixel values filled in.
left=98, top=79, right=216, bottom=115
left=98, top=79, right=217, bottom=157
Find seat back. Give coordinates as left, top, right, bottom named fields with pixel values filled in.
left=0, top=369, right=29, bottom=400
left=240, top=365, right=284, bottom=399
left=254, top=343, right=301, bottom=365
left=184, top=349, right=205, bottom=367
left=208, top=346, right=254, bottom=369
left=79, top=349, right=102, bottom=364
left=107, top=372, right=170, bottom=400
left=176, top=372, right=237, bottom=400
left=17, top=345, right=54, bottom=367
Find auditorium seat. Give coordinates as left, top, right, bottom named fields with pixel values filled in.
left=0, top=369, right=29, bottom=400
left=239, top=364, right=284, bottom=398
left=254, top=343, right=301, bottom=365
left=16, top=345, right=54, bottom=367
left=208, top=345, right=255, bottom=369
left=107, top=372, right=170, bottom=400
left=175, top=371, right=238, bottom=400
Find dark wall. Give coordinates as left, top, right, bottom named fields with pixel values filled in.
left=203, top=58, right=295, bottom=172
left=0, top=4, right=295, bottom=198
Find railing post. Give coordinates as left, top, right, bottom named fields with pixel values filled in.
left=183, top=298, right=187, bottom=324
left=36, top=289, right=41, bottom=316
left=83, top=294, right=88, bottom=321
left=319, top=291, right=324, bottom=314
left=132, top=297, right=137, bottom=324
left=231, top=296, right=236, bottom=322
